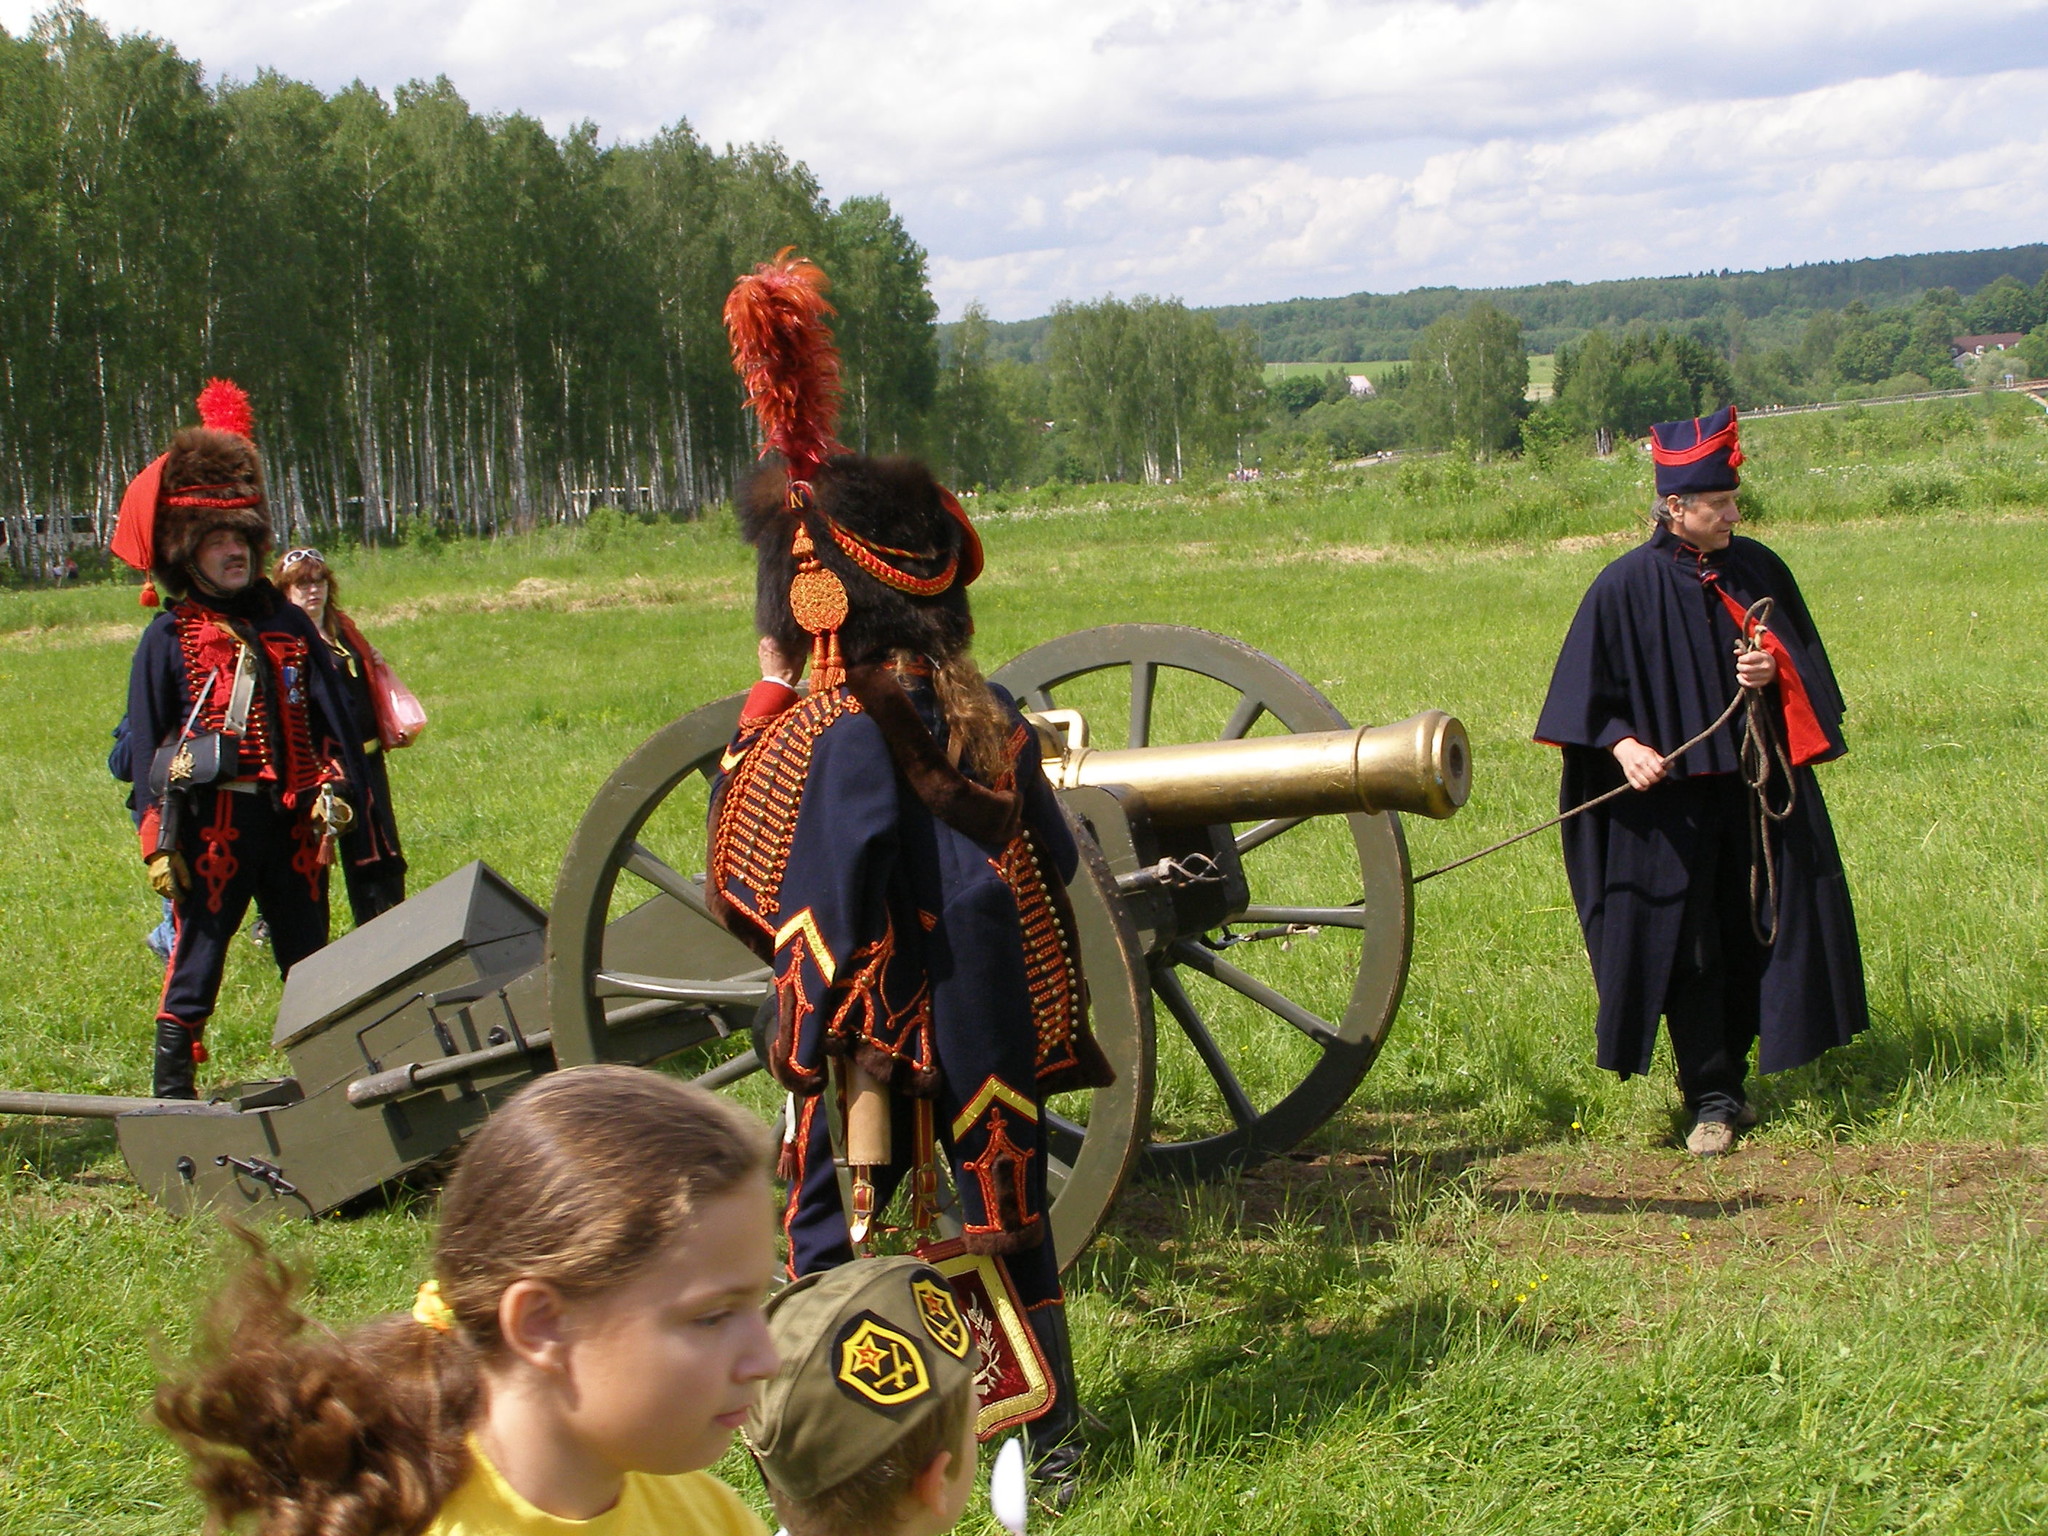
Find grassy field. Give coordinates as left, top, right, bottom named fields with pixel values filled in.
left=3, top=393, right=2046, bottom=1532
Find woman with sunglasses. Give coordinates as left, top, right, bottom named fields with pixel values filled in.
left=273, top=547, right=411, bottom=925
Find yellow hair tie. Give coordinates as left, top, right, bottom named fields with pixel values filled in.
left=411, top=1279, right=456, bottom=1334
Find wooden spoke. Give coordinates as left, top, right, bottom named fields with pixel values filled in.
left=1221, top=693, right=1266, bottom=741
left=1166, top=939, right=1340, bottom=1047
left=1128, top=660, right=1157, bottom=749
left=1152, top=963, right=1260, bottom=1131
left=690, top=1050, right=762, bottom=1090
left=1234, top=815, right=1308, bottom=856
left=1235, top=904, right=1371, bottom=931
left=625, top=842, right=712, bottom=918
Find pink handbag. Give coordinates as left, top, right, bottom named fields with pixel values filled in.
left=371, top=654, right=427, bottom=749
left=339, top=613, right=427, bottom=749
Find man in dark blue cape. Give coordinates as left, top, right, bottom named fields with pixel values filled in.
left=1534, top=405, right=1867, bottom=1154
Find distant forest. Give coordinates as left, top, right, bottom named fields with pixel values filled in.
left=965, top=245, right=2048, bottom=365
left=0, top=7, right=936, bottom=539
left=5, top=4, right=2047, bottom=554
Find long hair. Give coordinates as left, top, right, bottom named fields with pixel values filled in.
left=155, top=1067, right=772, bottom=1536
left=270, top=550, right=342, bottom=635
left=903, top=649, right=1011, bottom=786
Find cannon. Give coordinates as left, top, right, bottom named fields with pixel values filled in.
left=0, top=625, right=1468, bottom=1271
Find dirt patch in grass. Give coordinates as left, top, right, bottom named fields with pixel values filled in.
left=1472, top=1141, right=2048, bottom=1265
left=370, top=572, right=744, bottom=623
left=1258, top=543, right=1393, bottom=566
left=1101, top=1140, right=2048, bottom=1282
left=1554, top=530, right=1635, bottom=553
left=0, top=620, right=142, bottom=652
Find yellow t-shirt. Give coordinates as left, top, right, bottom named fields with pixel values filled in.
left=425, top=1445, right=768, bottom=1536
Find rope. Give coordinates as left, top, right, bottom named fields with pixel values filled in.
left=1410, top=596, right=1792, bottom=946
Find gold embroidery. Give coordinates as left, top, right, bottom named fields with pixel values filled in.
left=773, top=909, right=838, bottom=986
left=950, top=1075, right=1038, bottom=1142
left=911, top=1277, right=972, bottom=1361
left=710, top=688, right=860, bottom=932
left=997, top=828, right=1084, bottom=1075
left=835, top=1316, right=930, bottom=1406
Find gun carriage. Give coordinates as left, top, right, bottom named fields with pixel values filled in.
left=0, top=624, right=1468, bottom=1271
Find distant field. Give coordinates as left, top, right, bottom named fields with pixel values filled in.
left=4, top=393, right=2046, bottom=1532
left=1264, top=355, right=1557, bottom=401
left=1263, top=359, right=1407, bottom=381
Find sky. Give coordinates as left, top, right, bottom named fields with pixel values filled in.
left=7, top=1, right=2047, bottom=321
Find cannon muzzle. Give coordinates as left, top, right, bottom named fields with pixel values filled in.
left=1041, top=710, right=1470, bottom=824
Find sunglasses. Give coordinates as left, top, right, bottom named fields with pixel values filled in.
left=281, top=547, right=327, bottom=569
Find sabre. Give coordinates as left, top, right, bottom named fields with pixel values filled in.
left=176, top=671, right=219, bottom=746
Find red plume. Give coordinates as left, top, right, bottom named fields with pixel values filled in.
left=724, top=250, right=842, bottom=481
left=195, top=378, right=254, bottom=439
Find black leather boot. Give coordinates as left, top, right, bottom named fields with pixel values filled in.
left=1025, top=1300, right=1084, bottom=1510
left=152, top=1019, right=198, bottom=1100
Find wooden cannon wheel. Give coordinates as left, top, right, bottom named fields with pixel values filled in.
left=991, top=624, right=1414, bottom=1180
left=543, top=693, right=1154, bottom=1273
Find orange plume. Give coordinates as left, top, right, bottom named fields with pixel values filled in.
left=195, top=378, right=254, bottom=439
left=723, top=250, right=842, bottom=481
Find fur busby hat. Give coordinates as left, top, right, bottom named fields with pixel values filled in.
left=111, top=379, right=271, bottom=605
left=1650, top=404, right=1743, bottom=498
left=739, top=455, right=977, bottom=668
left=725, top=252, right=981, bottom=683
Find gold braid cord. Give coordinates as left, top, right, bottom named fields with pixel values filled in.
left=710, top=688, right=861, bottom=936
left=989, top=721, right=1089, bottom=1082
left=1000, top=829, right=1086, bottom=1079
left=787, top=519, right=850, bottom=689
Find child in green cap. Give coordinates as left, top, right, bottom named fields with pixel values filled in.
left=746, top=1257, right=981, bottom=1536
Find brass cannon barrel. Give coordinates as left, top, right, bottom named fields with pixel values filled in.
left=1043, top=710, right=1470, bottom=824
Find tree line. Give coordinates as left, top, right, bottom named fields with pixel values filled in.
left=0, top=6, right=936, bottom=545
left=1, top=5, right=1276, bottom=565
left=1264, top=272, right=2048, bottom=465
left=931, top=295, right=1266, bottom=490
left=967, top=244, right=2048, bottom=368
left=10, top=5, right=2041, bottom=553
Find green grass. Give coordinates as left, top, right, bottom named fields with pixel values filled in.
left=4, top=392, right=2047, bottom=1532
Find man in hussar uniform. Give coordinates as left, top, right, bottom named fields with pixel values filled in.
left=706, top=255, right=1112, bottom=1500
left=1535, top=405, right=1868, bottom=1155
left=112, top=381, right=364, bottom=1099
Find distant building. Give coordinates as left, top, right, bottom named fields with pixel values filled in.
left=1346, top=374, right=1376, bottom=399
left=1952, top=332, right=2025, bottom=359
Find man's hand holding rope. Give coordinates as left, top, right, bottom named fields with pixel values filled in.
left=1610, top=643, right=1776, bottom=790
left=1410, top=596, right=1782, bottom=890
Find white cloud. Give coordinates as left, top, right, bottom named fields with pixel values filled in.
left=4, top=0, right=2045, bottom=318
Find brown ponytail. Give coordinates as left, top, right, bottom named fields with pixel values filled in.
left=156, top=1067, right=772, bottom=1535
left=918, top=649, right=1012, bottom=786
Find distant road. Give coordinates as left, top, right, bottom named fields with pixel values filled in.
left=1747, top=378, right=2048, bottom=417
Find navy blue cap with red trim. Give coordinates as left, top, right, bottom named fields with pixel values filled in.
left=1649, top=404, right=1743, bottom=497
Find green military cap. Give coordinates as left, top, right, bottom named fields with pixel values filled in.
left=745, top=1256, right=977, bottom=1501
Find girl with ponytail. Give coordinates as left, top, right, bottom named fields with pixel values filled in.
left=155, top=1066, right=779, bottom=1535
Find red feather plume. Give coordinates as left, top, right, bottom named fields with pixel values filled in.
left=723, top=250, right=842, bottom=481
left=195, top=378, right=254, bottom=439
